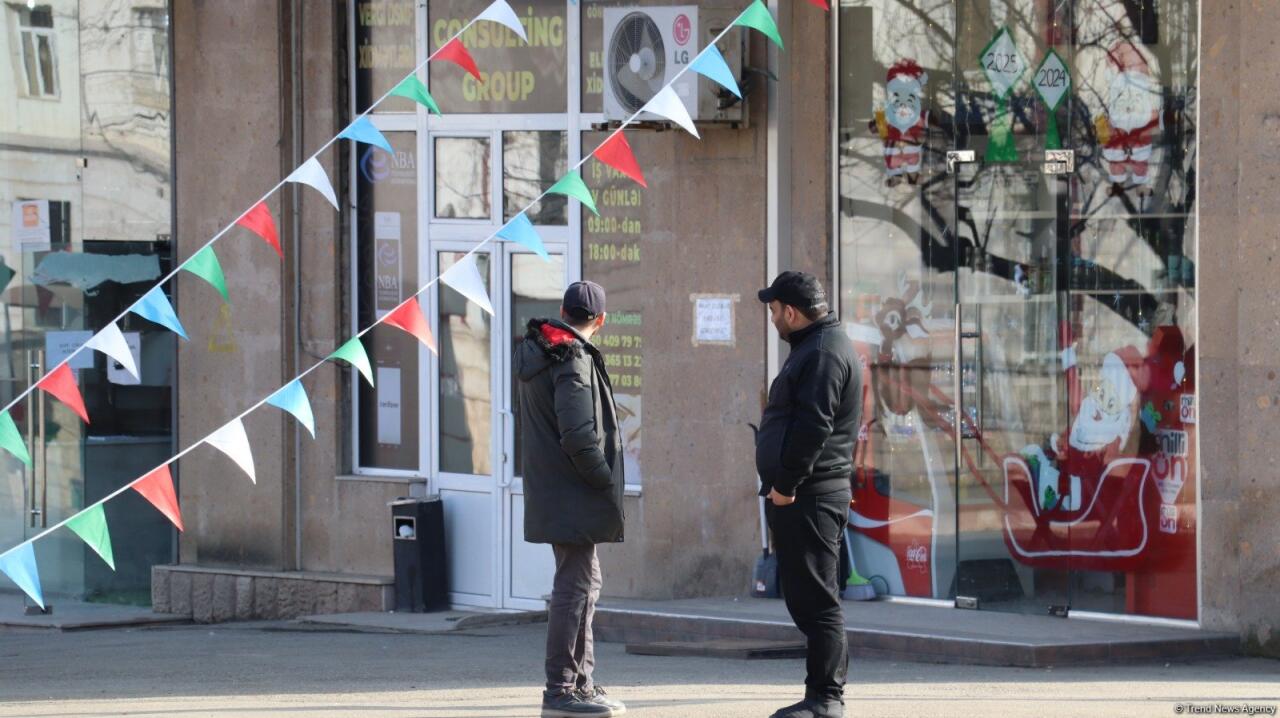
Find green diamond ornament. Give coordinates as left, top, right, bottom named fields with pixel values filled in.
left=979, top=27, right=1027, bottom=162
left=1033, top=49, right=1071, bottom=150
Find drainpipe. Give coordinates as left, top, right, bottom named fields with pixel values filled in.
left=766, top=0, right=791, bottom=384
left=290, top=0, right=303, bottom=572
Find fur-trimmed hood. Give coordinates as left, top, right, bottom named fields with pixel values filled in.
left=514, top=318, right=588, bottom=382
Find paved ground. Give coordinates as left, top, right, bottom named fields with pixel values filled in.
left=0, top=621, right=1275, bottom=718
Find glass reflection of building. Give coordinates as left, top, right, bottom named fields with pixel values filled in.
left=0, top=1, right=175, bottom=605
left=838, top=0, right=1199, bottom=619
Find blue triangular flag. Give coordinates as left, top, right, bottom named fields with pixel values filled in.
left=131, top=288, right=187, bottom=340
left=0, top=543, right=44, bottom=609
left=266, top=379, right=315, bottom=438
left=495, top=213, right=549, bottom=260
left=691, top=45, right=741, bottom=99
left=339, top=116, right=393, bottom=154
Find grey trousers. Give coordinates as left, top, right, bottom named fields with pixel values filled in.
left=545, top=543, right=601, bottom=695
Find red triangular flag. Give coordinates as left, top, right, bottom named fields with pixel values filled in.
left=435, top=38, right=482, bottom=82
left=235, top=201, right=282, bottom=259
left=593, top=133, right=647, bottom=188
left=807, top=0, right=830, bottom=9
left=132, top=465, right=183, bottom=532
left=383, top=298, right=437, bottom=354
left=36, top=363, right=89, bottom=424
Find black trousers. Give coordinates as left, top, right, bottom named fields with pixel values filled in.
left=544, top=543, right=601, bottom=696
left=768, top=490, right=850, bottom=703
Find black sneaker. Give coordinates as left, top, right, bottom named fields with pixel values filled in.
left=541, top=689, right=612, bottom=717
left=768, top=698, right=844, bottom=718
left=579, top=686, right=626, bottom=715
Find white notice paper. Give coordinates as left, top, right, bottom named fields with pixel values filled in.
left=46, top=330, right=94, bottom=370
left=10, top=200, right=51, bottom=253
left=107, top=332, right=143, bottom=385
left=376, top=366, right=402, bottom=445
left=693, top=296, right=734, bottom=345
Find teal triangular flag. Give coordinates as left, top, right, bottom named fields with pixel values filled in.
left=67, top=505, right=115, bottom=571
left=0, top=543, right=43, bottom=608
left=339, top=116, right=393, bottom=154
left=495, top=213, right=549, bottom=260
left=329, top=337, right=374, bottom=387
left=267, top=379, right=316, bottom=438
left=390, top=76, right=442, bottom=116
left=691, top=45, right=742, bottom=98
left=547, top=171, right=598, bottom=216
left=0, top=411, right=30, bottom=467
left=735, top=0, right=783, bottom=49
left=131, top=288, right=188, bottom=340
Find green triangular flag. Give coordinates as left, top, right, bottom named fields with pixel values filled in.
left=329, top=336, right=374, bottom=387
left=0, top=411, right=30, bottom=467
left=67, top=504, right=114, bottom=571
left=391, top=75, right=442, bottom=117
left=182, top=246, right=229, bottom=303
left=547, top=171, right=599, bottom=217
left=734, top=0, right=783, bottom=49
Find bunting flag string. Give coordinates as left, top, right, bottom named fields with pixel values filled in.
left=390, top=75, right=442, bottom=117
left=329, top=337, right=375, bottom=388
left=236, top=201, right=283, bottom=259
left=0, top=411, right=31, bottom=467
left=205, top=419, right=256, bottom=484
left=440, top=254, right=495, bottom=315
left=0, top=0, right=825, bottom=589
left=131, top=287, right=188, bottom=341
left=85, top=323, right=139, bottom=382
left=547, top=171, right=598, bottom=216
left=593, top=133, right=647, bottom=188
left=496, top=213, right=549, bottom=260
left=37, top=364, right=89, bottom=424
left=736, top=0, right=784, bottom=49
left=435, top=38, right=482, bottom=82
left=266, top=380, right=316, bottom=438
left=182, top=246, right=230, bottom=303
left=66, top=505, right=115, bottom=570
left=339, top=116, right=394, bottom=155
left=690, top=45, right=742, bottom=99
left=643, top=86, right=700, bottom=138
left=383, top=298, right=438, bottom=354
left=476, top=0, right=529, bottom=42
left=285, top=158, right=340, bottom=211
left=0, top=543, right=43, bottom=608
left=133, top=465, right=184, bottom=531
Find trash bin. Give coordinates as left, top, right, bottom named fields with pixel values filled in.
left=390, top=496, right=448, bottom=612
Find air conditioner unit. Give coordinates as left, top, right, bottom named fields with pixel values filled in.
left=602, top=6, right=747, bottom=127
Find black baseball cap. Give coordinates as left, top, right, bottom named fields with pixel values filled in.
left=758, top=271, right=829, bottom=313
left=563, top=280, right=606, bottom=320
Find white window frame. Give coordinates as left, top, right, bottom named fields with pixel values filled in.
left=349, top=1, right=649, bottom=494
left=18, top=6, right=59, bottom=100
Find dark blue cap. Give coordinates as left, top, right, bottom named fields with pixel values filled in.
left=563, top=280, right=606, bottom=320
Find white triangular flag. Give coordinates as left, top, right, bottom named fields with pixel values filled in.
left=204, top=418, right=256, bottom=484
left=84, top=323, right=138, bottom=381
left=440, top=254, right=494, bottom=315
left=476, top=0, right=528, bottom=43
left=285, top=158, right=339, bottom=211
left=643, top=86, right=700, bottom=138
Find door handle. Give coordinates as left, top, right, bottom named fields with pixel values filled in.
left=497, top=409, right=514, bottom=488
left=1043, top=149, right=1075, bottom=175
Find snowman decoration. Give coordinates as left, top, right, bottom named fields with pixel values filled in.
left=1094, top=42, right=1164, bottom=194
left=872, top=60, right=929, bottom=187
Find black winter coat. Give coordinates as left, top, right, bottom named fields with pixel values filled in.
left=513, top=318, right=625, bottom=545
left=755, top=313, right=861, bottom=497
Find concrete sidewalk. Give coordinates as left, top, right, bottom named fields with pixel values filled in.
left=0, top=599, right=188, bottom=631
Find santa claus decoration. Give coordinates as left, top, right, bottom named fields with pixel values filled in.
left=872, top=59, right=929, bottom=187
left=1094, top=41, right=1164, bottom=194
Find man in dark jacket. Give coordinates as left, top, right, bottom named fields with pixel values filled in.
left=513, top=280, right=626, bottom=718
left=755, top=271, right=860, bottom=718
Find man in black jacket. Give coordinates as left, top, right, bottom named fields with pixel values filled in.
left=513, top=280, right=626, bottom=718
left=755, top=271, right=860, bottom=718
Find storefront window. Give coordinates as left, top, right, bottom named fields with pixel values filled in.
left=428, top=0, right=567, bottom=114
left=503, top=130, right=568, bottom=224
left=839, top=0, right=1198, bottom=620
left=354, top=0, right=418, bottom=113
left=356, top=131, right=421, bottom=470
left=438, top=252, right=492, bottom=475
left=435, top=136, right=491, bottom=219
